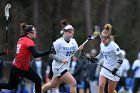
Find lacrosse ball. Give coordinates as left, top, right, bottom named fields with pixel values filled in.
left=94, top=31, right=99, bottom=36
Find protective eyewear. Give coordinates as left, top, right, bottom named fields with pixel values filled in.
left=100, top=35, right=110, bottom=39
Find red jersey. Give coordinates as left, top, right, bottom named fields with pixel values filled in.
left=13, top=36, right=35, bottom=70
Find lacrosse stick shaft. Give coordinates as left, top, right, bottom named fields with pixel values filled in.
left=98, top=63, right=121, bottom=78
left=5, top=20, right=8, bottom=48
left=4, top=4, right=11, bottom=48
left=69, top=36, right=96, bottom=59
left=68, top=39, right=89, bottom=58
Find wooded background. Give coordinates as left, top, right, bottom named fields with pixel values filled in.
left=0, top=0, right=140, bottom=64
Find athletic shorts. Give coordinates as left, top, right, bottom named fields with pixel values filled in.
left=52, top=65, right=68, bottom=77
left=100, top=67, right=122, bottom=81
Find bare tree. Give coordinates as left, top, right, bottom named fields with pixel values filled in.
left=33, top=0, right=39, bottom=48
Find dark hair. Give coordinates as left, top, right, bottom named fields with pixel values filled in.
left=60, top=19, right=69, bottom=29
left=60, top=19, right=75, bottom=34
left=20, top=23, right=34, bottom=36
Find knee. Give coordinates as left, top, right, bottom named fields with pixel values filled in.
left=108, top=89, right=116, bottom=93
left=98, top=84, right=105, bottom=90
left=70, top=79, right=77, bottom=87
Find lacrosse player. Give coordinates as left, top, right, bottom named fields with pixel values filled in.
left=0, top=23, right=51, bottom=93
left=42, top=19, right=83, bottom=93
left=132, top=52, right=140, bottom=93
left=90, top=24, right=123, bottom=93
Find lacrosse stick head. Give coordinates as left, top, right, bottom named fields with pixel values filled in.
left=5, top=4, right=11, bottom=20
left=88, top=26, right=100, bottom=40
left=93, top=26, right=100, bottom=36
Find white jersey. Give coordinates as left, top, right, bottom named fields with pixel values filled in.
left=100, top=41, right=122, bottom=81
left=132, top=59, right=140, bottom=78
left=52, top=37, right=78, bottom=76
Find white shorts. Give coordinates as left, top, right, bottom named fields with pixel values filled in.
left=52, top=60, right=70, bottom=77
left=100, top=67, right=122, bottom=81
left=52, top=65, right=68, bottom=77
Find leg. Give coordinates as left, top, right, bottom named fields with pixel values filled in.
left=23, top=68, right=42, bottom=93
left=108, top=80, right=118, bottom=93
left=89, top=80, right=98, bottom=93
left=133, top=78, right=139, bottom=93
left=60, top=72, right=77, bottom=93
left=0, top=65, right=22, bottom=90
left=42, top=76, right=62, bottom=92
left=98, top=75, right=107, bottom=93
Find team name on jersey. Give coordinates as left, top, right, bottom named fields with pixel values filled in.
left=63, top=46, right=76, bottom=51
left=102, top=51, right=111, bottom=55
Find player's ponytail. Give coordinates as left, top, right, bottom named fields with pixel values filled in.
left=20, top=23, right=27, bottom=37
left=20, top=23, right=35, bottom=37
left=61, top=19, right=68, bottom=28
left=105, top=24, right=112, bottom=31
left=102, top=24, right=114, bottom=41
left=60, top=19, right=74, bottom=34
left=60, top=19, right=68, bottom=34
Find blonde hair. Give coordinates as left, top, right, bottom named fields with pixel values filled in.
left=102, top=24, right=114, bottom=41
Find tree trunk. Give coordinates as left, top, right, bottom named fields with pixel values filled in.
left=33, top=0, right=39, bottom=49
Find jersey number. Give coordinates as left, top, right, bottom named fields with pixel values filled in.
left=66, top=51, right=73, bottom=56
left=16, top=44, right=21, bottom=54
left=104, top=55, right=107, bottom=60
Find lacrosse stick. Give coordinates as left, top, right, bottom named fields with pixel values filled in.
left=98, top=63, right=121, bottom=78
left=56, top=26, right=100, bottom=71
left=5, top=4, right=11, bottom=49
left=80, top=53, right=121, bottom=78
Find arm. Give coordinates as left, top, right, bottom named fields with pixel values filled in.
left=115, top=53, right=123, bottom=69
left=29, top=46, right=50, bottom=58
left=49, top=54, right=64, bottom=62
left=111, top=43, right=123, bottom=75
left=89, top=53, right=103, bottom=63
left=48, top=42, right=66, bottom=63
left=112, top=53, right=123, bottom=75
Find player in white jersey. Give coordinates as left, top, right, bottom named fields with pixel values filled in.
left=117, top=50, right=130, bottom=92
left=93, top=24, right=123, bottom=93
left=132, top=52, right=140, bottom=93
left=42, top=19, right=83, bottom=93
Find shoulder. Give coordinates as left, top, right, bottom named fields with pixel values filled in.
left=23, top=36, right=35, bottom=46
left=23, top=36, right=33, bottom=42
left=53, top=37, right=63, bottom=47
left=109, top=41, right=120, bottom=49
left=54, top=37, right=63, bottom=43
left=133, top=59, right=139, bottom=64
left=70, top=38, right=76, bottom=42
left=110, top=41, right=118, bottom=46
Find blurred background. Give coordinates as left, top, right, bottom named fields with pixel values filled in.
left=0, top=0, right=140, bottom=93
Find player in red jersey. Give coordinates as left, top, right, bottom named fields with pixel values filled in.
left=0, top=23, right=51, bottom=93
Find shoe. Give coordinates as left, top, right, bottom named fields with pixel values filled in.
left=33, top=89, right=35, bottom=93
